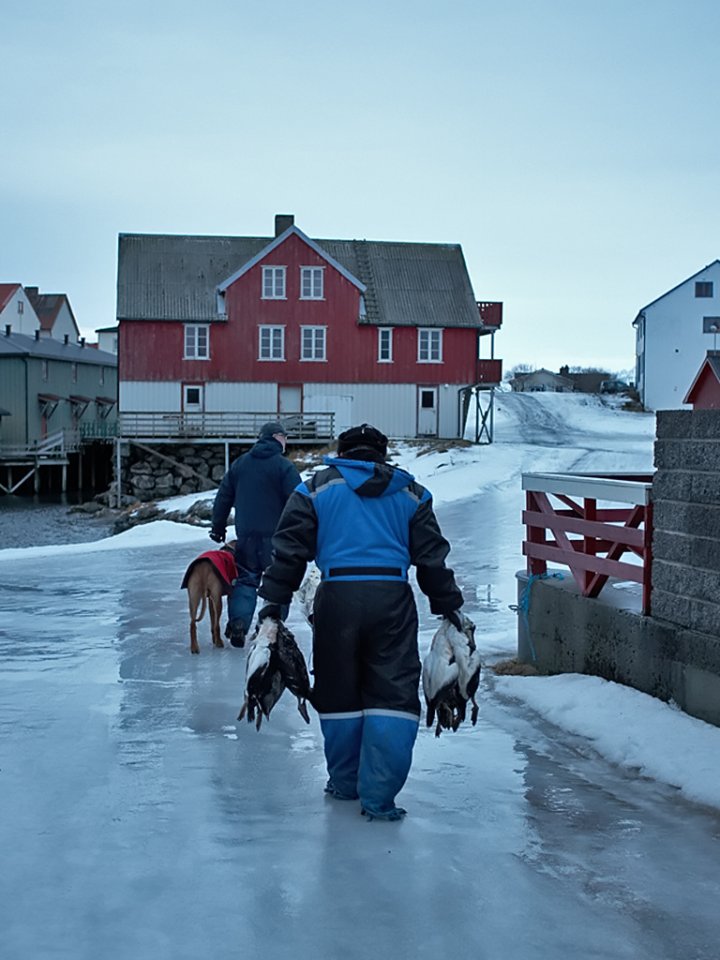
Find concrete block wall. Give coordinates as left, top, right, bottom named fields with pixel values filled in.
left=653, top=410, right=720, bottom=637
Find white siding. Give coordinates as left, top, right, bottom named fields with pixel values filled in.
left=121, top=381, right=278, bottom=414
left=121, top=381, right=181, bottom=411
left=50, top=302, right=79, bottom=342
left=640, top=262, right=720, bottom=411
left=205, top=382, right=277, bottom=411
left=97, top=330, right=118, bottom=354
left=303, top=382, right=462, bottom=438
left=0, top=289, right=40, bottom=336
left=120, top=380, right=465, bottom=437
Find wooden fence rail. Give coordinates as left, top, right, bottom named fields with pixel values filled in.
left=522, top=472, right=654, bottom=615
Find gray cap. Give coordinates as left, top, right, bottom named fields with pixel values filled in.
left=258, top=420, right=286, bottom=439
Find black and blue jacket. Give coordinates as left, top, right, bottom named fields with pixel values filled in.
left=259, top=455, right=462, bottom=614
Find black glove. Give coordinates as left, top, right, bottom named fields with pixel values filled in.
left=258, top=603, right=283, bottom=623
left=444, top=610, right=464, bottom=632
left=209, top=529, right=225, bottom=544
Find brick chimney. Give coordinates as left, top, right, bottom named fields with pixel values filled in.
left=275, top=214, right=294, bottom=237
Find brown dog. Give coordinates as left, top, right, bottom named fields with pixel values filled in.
left=181, top=541, right=237, bottom=654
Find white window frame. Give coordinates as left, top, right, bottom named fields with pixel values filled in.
left=300, top=266, right=324, bottom=300
left=378, top=327, right=393, bottom=363
left=262, top=265, right=286, bottom=299
left=300, top=325, right=327, bottom=361
left=418, top=328, right=443, bottom=363
left=259, top=325, right=285, bottom=360
left=184, top=324, right=210, bottom=360
left=184, top=384, right=203, bottom=409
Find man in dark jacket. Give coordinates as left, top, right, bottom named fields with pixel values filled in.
left=257, top=423, right=464, bottom=821
left=210, top=421, right=301, bottom=647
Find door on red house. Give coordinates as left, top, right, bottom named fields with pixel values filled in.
left=278, top=385, right=302, bottom=432
left=417, top=386, right=439, bottom=436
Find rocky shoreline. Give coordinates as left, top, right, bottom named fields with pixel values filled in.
left=68, top=493, right=217, bottom=535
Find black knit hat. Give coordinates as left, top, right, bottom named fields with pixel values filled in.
left=336, top=423, right=388, bottom=458
left=258, top=421, right=286, bottom=440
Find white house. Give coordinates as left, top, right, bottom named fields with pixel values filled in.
left=0, top=284, right=41, bottom=336
left=25, top=288, right=81, bottom=343
left=95, top=326, right=118, bottom=354
left=634, top=260, right=720, bottom=411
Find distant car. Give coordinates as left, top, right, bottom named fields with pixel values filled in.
left=599, top=380, right=630, bottom=394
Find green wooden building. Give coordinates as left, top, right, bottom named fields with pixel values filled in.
left=0, top=329, right=118, bottom=494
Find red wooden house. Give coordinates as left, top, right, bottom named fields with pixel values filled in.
left=116, top=215, right=502, bottom=440
left=683, top=351, right=720, bottom=410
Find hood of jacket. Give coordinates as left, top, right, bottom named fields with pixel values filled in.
left=250, top=436, right=284, bottom=459
left=323, top=455, right=415, bottom=498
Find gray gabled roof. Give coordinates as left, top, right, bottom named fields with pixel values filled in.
left=117, top=230, right=482, bottom=329
left=0, top=332, right=117, bottom=365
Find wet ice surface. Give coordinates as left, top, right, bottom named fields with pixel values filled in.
left=2, top=395, right=719, bottom=959
left=2, top=531, right=720, bottom=959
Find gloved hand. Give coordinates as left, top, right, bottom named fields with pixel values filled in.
left=209, top=528, right=225, bottom=544
left=444, top=610, right=464, bottom=632
left=258, top=603, right=283, bottom=623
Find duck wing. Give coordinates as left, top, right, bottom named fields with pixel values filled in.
left=275, top=622, right=312, bottom=723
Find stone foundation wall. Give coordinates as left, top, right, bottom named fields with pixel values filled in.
left=116, top=444, right=240, bottom=503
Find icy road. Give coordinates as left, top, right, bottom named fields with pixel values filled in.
left=1, top=394, right=719, bottom=960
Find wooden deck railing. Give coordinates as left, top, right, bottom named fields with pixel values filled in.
left=80, top=411, right=335, bottom=442
left=0, top=428, right=80, bottom=461
left=522, top=472, right=654, bottom=615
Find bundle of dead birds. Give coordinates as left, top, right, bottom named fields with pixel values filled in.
left=422, top=613, right=482, bottom=737
left=238, top=617, right=312, bottom=730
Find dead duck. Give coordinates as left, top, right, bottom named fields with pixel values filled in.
left=422, top=614, right=481, bottom=737
left=238, top=618, right=312, bottom=730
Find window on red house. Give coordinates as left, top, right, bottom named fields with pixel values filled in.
left=259, top=325, right=285, bottom=360
left=184, top=324, right=209, bottom=360
left=378, top=328, right=393, bottom=362
left=301, top=326, right=326, bottom=361
left=418, top=328, right=442, bottom=362
left=263, top=266, right=286, bottom=299
left=300, top=267, right=324, bottom=299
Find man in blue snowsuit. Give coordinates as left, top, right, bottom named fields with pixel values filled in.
left=257, top=423, right=464, bottom=821
left=210, top=421, right=301, bottom=647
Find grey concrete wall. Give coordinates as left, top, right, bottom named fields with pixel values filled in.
left=653, top=410, right=720, bottom=637
left=516, top=572, right=720, bottom=727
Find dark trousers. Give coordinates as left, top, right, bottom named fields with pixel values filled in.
left=229, top=533, right=287, bottom=632
left=312, top=581, right=420, bottom=815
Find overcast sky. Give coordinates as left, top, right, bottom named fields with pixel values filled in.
left=2, top=0, right=718, bottom=371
